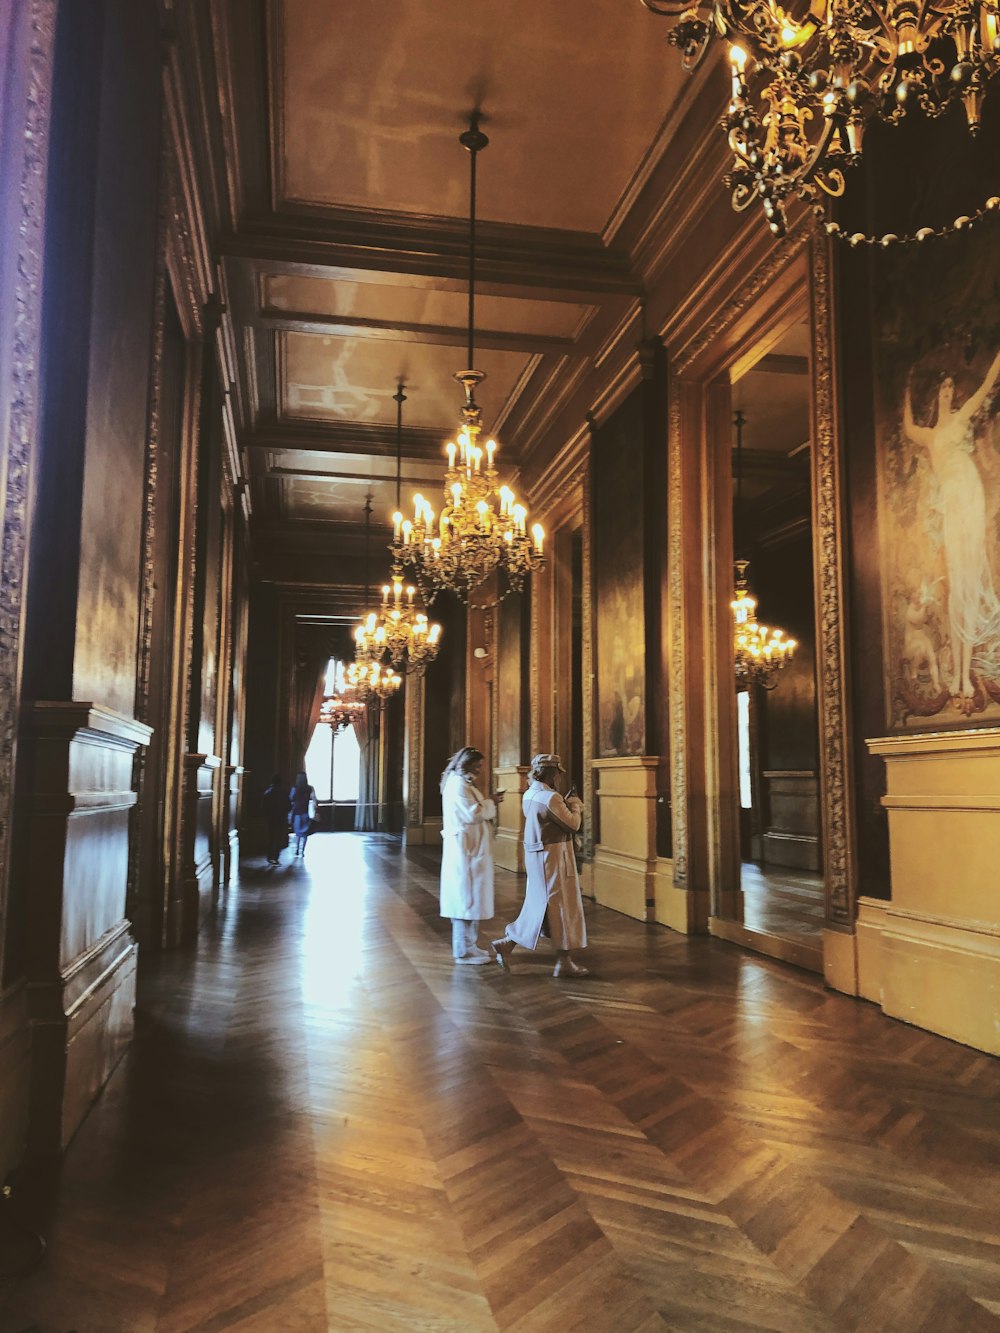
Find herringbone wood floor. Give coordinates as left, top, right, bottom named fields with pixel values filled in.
left=3, top=834, right=998, bottom=1332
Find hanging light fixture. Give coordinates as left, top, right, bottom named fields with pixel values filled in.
left=392, top=113, right=546, bottom=605
left=640, top=0, right=1000, bottom=246
left=319, top=692, right=366, bottom=732
left=376, top=384, right=443, bottom=675
left=731, top=410, right=797, bottom=689
left=349, top=493, right=403, bottom=704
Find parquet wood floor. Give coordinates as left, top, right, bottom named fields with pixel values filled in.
left=2, top=833, right=998, bottom=1332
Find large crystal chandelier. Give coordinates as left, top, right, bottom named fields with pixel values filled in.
left=393, top=115, right=546, bottom=605
left=731, top=411, right=797, bottom=689
left=641, top=0, right=1000, bottom=244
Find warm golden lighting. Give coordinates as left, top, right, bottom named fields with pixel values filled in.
left=318, top=693, right=366, bottom=731
left=731, top=560, right=797, bottom=689
left=354, top=386, right=443, bottom=679
left=393, top=116, right=546, bottom=605
left=642, top=0, right=1000, bottom=243
left=346, top=658, right=402, bottom=704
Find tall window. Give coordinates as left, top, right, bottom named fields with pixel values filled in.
left=736, top=689, right=752, bottom=810
left=303, top=658, right=362, bottom=802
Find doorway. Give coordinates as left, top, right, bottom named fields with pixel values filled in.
left=726, top=315, right=824, bottom=970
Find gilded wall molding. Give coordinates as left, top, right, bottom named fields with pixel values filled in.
left=809, top=235, right=856, bottom=927
left=666, top=383, right=688, bottom=885
left=581, top=465, right=595, bottom=860
left=673, top=221, right=810, bottom=377
left=405, top=673, right=425, bottom=827
left=0, top=0, right=57, bottom=950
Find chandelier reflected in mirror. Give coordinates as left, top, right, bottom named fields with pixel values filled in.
left=641, top=0, right=1000, bottom=243
left=732, top=559, right=798, bottom=688
left=393, top=115, right=546, bottom=605
left=731, top=410, right=797, bottom=689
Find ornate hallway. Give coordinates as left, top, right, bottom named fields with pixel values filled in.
left=4, top=835, right=999, bottom=1333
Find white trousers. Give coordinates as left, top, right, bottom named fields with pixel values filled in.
left=451, top=918, right=480, bottom=958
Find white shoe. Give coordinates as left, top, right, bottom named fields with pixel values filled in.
left=454, top=952, right=492, bottom=965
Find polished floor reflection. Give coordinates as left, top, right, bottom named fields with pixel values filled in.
left=4, top=834, right=1000, bottom=1332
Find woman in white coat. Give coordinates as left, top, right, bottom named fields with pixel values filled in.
left=492, top=754, right=588, bottom=978
left=439, top=746, right=505, bottom=965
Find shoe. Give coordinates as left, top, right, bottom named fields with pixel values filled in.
left=492, top=938, right=515, bottom=972
left=454, top=952, right=492, bottom=965
left=552, top=957, right=589, bottom=978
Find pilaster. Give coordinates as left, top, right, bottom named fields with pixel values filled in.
left=494, top=765, right=529, bottom=874
left=23, top=701, right=151, bottom=1151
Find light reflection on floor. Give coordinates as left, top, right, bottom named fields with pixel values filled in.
left=299, top=833, right=370, bottom=1011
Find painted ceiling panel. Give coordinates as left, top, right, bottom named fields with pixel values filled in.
left=265, top=274, right=588, bottom=338
left=281, top=331, right=529, bottom=429
left=278, top=0, right=682, bottom=231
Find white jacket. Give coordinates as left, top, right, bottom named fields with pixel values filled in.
left=439, top=772, right=496, bottom=920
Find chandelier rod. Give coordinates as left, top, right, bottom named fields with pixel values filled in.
left=734, top=408, right=746, bottom=558
left=393, top=382, right=406, bottom=511
left=362, top=491, right=373, bottom=609
left=460, top=112, right=489, bottom=370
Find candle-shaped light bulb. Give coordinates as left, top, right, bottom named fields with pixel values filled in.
left=429, top=624, right=441, bottom=644
left=402, top=519, right=412, bottom=544
left=407, top=585, right=415, bottom=604
left=531, top=523, right=545, bottom=553
left=729, top=43, right=748, bottom=97
left=446, top=441, right=456, bottom=469
left=451, top=482, right=461, bottom=507
left=486, top=439, right=496, bottom=468
left=425, top=507, right=435, bottom=533
left=381, top=584, right=390, bottom=605
left=392, top=511, right=402, bottom=539
left=393, top=579, right=401, bottom=603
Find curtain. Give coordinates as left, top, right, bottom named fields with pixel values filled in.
left=288, top=629, right=330, bottom=782
left=353, top=706, right=379, bottom=831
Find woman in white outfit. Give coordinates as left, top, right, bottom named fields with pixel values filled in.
left=492, top=753, right=588, bottom=978
left=439, top=747, right=505, bottom=965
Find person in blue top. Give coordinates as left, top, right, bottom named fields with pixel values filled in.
left=288, top=771, right=317, bottom=858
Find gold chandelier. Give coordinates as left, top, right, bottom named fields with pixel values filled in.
left=732, top=559, right=798, bottom=687
left=319, top=692, right=365, bottom=731
left=350, top=493, right=404, bottom=704
left=393, top=116, right=546, bottom=605
left=641, top=0, right=1000, bottom=243
left=346, top=657, right=403, bottom=704
left=731, top=411, right=796, bottom=688
left=375, top=385, right=443, bottom=675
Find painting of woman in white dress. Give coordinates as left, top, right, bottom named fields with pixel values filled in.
left=875, top=228, right=1000, bottom=727
left=902, top=353, right=1000, bottom=705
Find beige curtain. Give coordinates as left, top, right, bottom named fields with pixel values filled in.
left=288, top=629, right=330, bottom=781
left=353, top=706, right=379, bottom=831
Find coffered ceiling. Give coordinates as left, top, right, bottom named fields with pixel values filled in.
left=211, top=0, right=690, bottom=587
